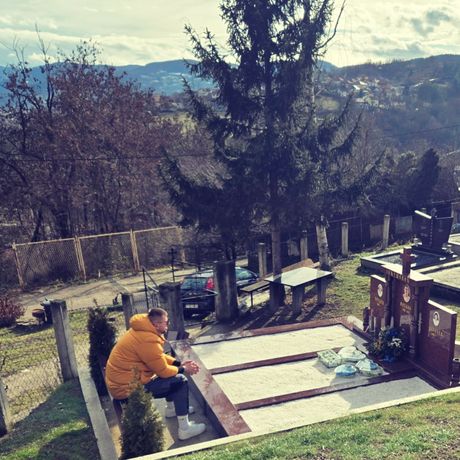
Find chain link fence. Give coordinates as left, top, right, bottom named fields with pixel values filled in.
left=136, top=227, right=184, bottom=269
left=14, top=238, right=80, bottom=287
left=0, top=305, right=127, bottom=424
left=9, top=226, right=184, bottom=289
left=0, top=323, right=63, bottom=423
left=80, top=233, right=134, bottom=279
left=0, top=248, right=19, bottom=291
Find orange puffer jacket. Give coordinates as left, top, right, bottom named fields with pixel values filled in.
left=105, top=313, right=178, bottom=399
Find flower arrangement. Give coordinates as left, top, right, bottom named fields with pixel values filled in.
left=367, top=327, right=408, bottom=362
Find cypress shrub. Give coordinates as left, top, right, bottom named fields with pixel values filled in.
left=87, top=307, right=116, bottom=395
left=120, top=375, right=165, bottom=459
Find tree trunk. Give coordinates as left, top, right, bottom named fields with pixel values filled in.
left=316, top=219, right=330, bottom=271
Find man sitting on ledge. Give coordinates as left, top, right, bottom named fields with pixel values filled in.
left=105, top=307, right=206, bottom=440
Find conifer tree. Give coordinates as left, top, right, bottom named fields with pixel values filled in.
left=120, top=374, right=165, bottom=459
left=87, top=307, right=116, bottom=395
left=162, top=1, right=376, bottom=272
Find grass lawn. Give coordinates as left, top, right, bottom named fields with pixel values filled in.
left=0, top=380, right=99, bottom=460
left=178, top=392, right=460, bottom=460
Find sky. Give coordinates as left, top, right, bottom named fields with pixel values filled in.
left=0, top=0, right=459, bottom=68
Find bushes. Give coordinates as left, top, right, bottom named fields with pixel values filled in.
left=120, top=377, right=165, bottom=459
left=0, top=294, right=24, bottom=327
left=87, top=307, right=116, bottom=395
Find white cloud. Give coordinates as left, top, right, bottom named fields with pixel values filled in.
left=0, top=0, right=459, bottom=68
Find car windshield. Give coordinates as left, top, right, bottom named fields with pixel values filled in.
left=181, top=277, right=207, bottom=290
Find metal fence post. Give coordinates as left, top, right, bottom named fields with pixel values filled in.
left=0, top=375, right=12, bottom=436
left=50, top=300, right=79, bottom=381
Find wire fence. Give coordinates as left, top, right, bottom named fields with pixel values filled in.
left=0, top=323, right=63, bottom=423
left=0, top=247, right=19, bottom=291
left=10, top=226, right=185, bottom=289
left=3, top=207, right=458, bottom=290
left=0, top=305, right=127, bottom=425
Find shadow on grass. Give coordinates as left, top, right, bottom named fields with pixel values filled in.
left=0, top=381, right=99, bottom=460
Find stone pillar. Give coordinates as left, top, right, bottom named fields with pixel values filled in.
left=159, top=282, right=185, bottom=337
left=122, top=293, right=136, bottom=330
left=257, top=243, right=267, bottom=278
left=316, top=279, right=327, bottom=306
left=0, top=375, right=12, bottom=436
left=300, top=231, right=308, bottom=260
left=382, top=214, right=390, bottom=249
left=269, top=283, right=284, bottom=312
left=50, top=300, right=79, bottom=381
left=214, top=260, right=238, bottom=321
left=341, top=222, right=349, bottom=257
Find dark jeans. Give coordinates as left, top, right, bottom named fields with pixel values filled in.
left=144, top=374, right=189, bottom=416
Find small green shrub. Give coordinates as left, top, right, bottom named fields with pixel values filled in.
left=120, top=376, right=165, bottom=459
left=0, top=294, right=25, bottom=327
left=87, top=307, right=116, bottom=395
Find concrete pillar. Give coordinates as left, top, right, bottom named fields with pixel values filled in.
left=341, top=222, right=349, bottom=257
left=214, top=260, right=238, bottom=321
left=50, top=300, right=79, bottom=381
left=159, top=282, right=185, bottom=337
left=0, top=375, right=12, bottom=436
left=269, top=283, right=284, bottom=312
left=122, top=293, right=136, bottom=330
left=382, top=214, right=390, bottom=249
left=257, top=243, right=267, bottom=278
left=300, top=231, right=308, bottom=260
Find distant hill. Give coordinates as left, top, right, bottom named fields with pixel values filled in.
left=0, top=58, right=338, bottom=99
left=332, top=54, right=460, bottom=85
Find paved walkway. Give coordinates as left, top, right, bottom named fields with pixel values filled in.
left=14, top=266, right=198, bottom=321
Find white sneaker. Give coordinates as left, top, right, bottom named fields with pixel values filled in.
left=178, top=422, right=206, bottom=440
left=165, top=405, right=195, bottom=418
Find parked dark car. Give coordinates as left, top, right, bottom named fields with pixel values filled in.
left=180, top=267, right=258, bottom=317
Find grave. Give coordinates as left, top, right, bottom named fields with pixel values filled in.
left=170, top=315, right=447, bottom=439
left=361, top=210, right=460, bottom=300
left=367, top=247, right=458, bottom=388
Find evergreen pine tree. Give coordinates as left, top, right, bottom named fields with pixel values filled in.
left=87, top=307, right=116, bottom=395
left=120, top=376, right=165, bottom=459
left=161, top=1, right=377, bottom=272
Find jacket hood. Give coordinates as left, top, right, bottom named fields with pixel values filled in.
left=129, top=314, right=157, bottom=334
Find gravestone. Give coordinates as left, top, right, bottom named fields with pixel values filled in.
left=369, top=275, right=387, bottom=332
left=413, top=209, right=453, bottom=253
left=368, top=247, right=458, bottom=387
left=418, top=300, right=457, bottom=381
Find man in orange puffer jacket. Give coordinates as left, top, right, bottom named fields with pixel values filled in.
left=105, top=307, right=206, bottom=440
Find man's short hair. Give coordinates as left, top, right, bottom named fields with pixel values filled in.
left=148, top=307, right=168, bottom=321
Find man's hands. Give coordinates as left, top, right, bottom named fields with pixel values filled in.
left=182, top=360, right=200, bottom=375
